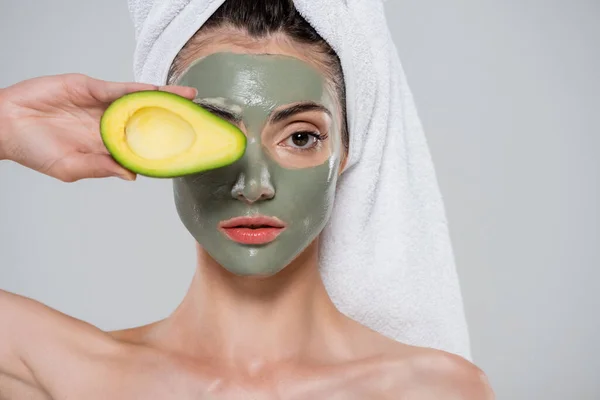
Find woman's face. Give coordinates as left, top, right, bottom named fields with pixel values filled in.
left=172, top=42, right=343, bottom=276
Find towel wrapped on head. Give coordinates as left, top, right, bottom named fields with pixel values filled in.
left=127, top=0, right=472, bottom=360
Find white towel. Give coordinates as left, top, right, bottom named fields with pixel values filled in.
left=127, top=0, right=472, bottom=360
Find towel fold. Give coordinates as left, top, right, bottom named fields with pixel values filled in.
left=127, top=0, right=472, bottom=360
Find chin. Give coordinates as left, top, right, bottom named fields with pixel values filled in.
left=218, top=260, right=286, bottom=277
left=225, top=266, right=282, bottom=278
left=213, top=249, right=297, bottom=277
left=198, top=236, right=319, bottom=278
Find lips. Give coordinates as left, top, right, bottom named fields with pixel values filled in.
left=218, top=216, right=286, bottom=245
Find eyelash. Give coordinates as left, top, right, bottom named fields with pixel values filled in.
left=282, top=131, right=329, bottom=152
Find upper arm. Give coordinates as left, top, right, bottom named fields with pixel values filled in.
left=0, top=289, right=39, bottom=387
left=0, top=289, right=119, bottom=393
left=0, top=373, right=51, bottom=400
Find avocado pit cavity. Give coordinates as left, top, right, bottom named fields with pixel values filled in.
left=125, top=107, right=196, bottom=160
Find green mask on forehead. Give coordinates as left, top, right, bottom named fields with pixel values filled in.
left=173, top=52, right=342, bottom=276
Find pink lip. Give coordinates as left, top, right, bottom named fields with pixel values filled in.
left=218, top=216, right=286, bottom=245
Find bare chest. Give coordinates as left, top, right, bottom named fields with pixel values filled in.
left=2, top=365, right=403, bottom=400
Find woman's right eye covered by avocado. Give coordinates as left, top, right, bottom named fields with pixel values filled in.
left=100, top=90, right=248, bottom=178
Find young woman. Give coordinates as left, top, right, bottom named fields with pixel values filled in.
left=0, top=0, right=493, bottom=398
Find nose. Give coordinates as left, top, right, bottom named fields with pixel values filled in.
left=230, top=153, right=275, bottom=204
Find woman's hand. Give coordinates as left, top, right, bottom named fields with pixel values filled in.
left=0, top=73, right=197, bottom=182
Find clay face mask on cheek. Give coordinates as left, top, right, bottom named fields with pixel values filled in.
left=172, top=52, right=342, bottom=276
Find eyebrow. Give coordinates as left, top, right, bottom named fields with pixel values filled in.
left=193, top=99, right=332, bottom=125
left=193, top=99, right=243, bottom=124
left=269, top=102, right=332, bottom=124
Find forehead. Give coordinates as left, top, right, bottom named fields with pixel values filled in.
left=177, top=52, right=332, bottom=107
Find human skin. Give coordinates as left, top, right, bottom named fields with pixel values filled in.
left=0, top=30, right=495, bottom=399
left=174, top=52, right=342, bottom=276
left=0, top=74, right=196, bottom=182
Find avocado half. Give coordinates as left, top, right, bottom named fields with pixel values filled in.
left=100, top=91, right=246, bottom=178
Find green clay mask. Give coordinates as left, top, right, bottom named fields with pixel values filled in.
left=173, top=52, right=342, bottom=276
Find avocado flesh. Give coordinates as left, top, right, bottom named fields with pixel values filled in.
left=100, top=91, right=246, bottom=178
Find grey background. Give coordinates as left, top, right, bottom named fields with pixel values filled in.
left=0, top=1, right=598, bottom=399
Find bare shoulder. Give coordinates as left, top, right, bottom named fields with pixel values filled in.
left=334, top=322, right=494, bottom=399
left=393, top=345, right=495, bottom=400
left=108, top=320, right=163, bottom=344
left=0, top=288, right=119, bottom=349
left=0, top=289, right=130, bottom=397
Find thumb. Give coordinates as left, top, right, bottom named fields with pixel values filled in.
left=51, top=153, right=136, bottom=182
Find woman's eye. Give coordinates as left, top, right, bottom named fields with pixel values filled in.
left=285, top=132, right=319, bottom=149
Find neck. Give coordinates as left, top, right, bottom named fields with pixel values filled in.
left=161, top=239, right=350, bottom=368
